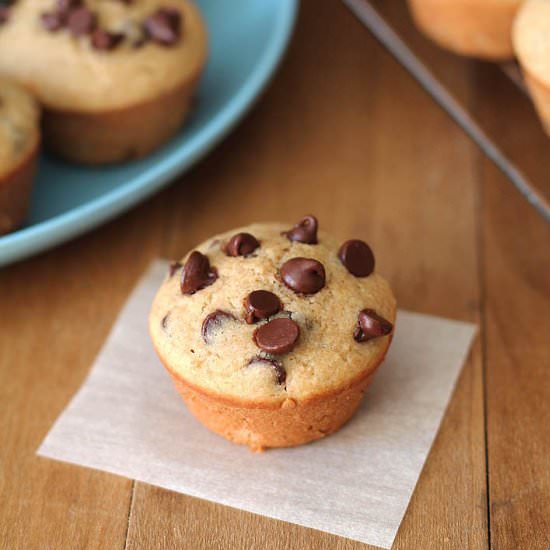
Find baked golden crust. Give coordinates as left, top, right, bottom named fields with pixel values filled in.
left=42, top=72, right=200, bottom=164
left=521, top=69, right=550, bottom=136
left=0, top=78, right=39, bottom=234
left=513, top=0, right=550, bottom=136
left=408, top=0, right=522, bottom=60
left=0, top=139, right=39, bottom=235
left=0, top=77, right=40, bottom=172
left=514, top=0, right=550, bottom=88
left=168, top=341, right=390, bottom=451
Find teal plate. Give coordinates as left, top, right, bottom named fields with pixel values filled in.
left=0, top=0, right=297, bottom=267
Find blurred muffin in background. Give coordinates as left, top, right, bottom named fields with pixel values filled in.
left=513, top=0, right=550, bottom=136
left=0, top=0, right=207, bottom=164
left=0, top=77, right=39, bottom=235
left=407, top=0, right=523, bottom=60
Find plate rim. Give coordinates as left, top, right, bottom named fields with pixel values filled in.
left=0, top=0, right=298, bottom=267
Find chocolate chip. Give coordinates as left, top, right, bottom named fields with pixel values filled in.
left=244, top=290, right=281, bottom=324
left=57, top=0, right=82, bottom=14
left=67, top=6, right=96, bottom=36
left=223, top=233, right=260, bottom=257
left=143, top=7, right=181, bottom=46
left=248, top=356, right=286, bottom=385
left=201, top=310, right=236, bottom=343
left=0, top=6, right=10, bottom=25
left=168, top=261, right=182, bottom=278
left=180, top=251, right=218, bottom=295
left=41, top=11, right=65, bottom=31
left=253, top=318, right=300, bottom=354
left=280, top=257, right=325, bottom=294
left=283, top=215, right=318, bottom=244
left=161, top=312, right=170, bottom=329
left=91, top=28, right=124, bottom=50
left=157, top=7, right=181, bottom=23
left=39, top=0, right=78, bottom=31
left=354, top=309, right=393, bottom=342
left=338, top=239, right=375, bottom=277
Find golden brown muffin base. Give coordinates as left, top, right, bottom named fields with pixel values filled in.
left=523, top=69, right=550, bottom=137
left=43, top=75, right=201, bottom=165
left=407, top=0, right=520, bottom=60
left=0, top=139, right=38, bottom=235
left=163, top=339, right=391, bottom=452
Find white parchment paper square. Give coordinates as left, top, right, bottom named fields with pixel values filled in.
left=38, top=261, right=476, bottom=549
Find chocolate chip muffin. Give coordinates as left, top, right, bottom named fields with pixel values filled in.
left=0, top=0, right=207, bottom=164
left=0, top=77, right=40, bottom=235
left=513, top=0, right=550, bottom=137
left=149, top=216, right=397, bottom=451
left=407, top=0, right=523, bottom=60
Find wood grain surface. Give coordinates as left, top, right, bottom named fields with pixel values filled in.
left=1, top=1, right=549, bottom=548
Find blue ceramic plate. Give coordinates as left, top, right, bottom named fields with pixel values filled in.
left=0, top=0, right=297, bottom=267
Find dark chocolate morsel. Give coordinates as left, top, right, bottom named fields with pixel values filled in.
left=223, top=232, right=260, bottom=257
left=283, top=215, right=318, bottom=244
left=91, top=28, right=124, bottom=50
left=353, top=309, right=393, bottom=342
left=253, top=318, right=300, bottom=354
left=0, top=6, right=10, bottom=24
left=40, top=11, right=65, bottom=31
left=244, top=290, right=282, bottom=324
left=338, top=239, right=375, bottom=277
left=280, top=257, right=325, bottom=294
left=201, top=310, right=236, bottom=343
left=143, top=7, right=181, bottom=46
left=248, top=356, right=286, bottom=385
left=41, top=0, right=82, bottom=32
left=57, top=0, right=82, bottom=14
left=168, top=261, right=182, bottom=278
left=67, top=6, right=97, bottom=36
left=180, top=251, right=218, bottom=295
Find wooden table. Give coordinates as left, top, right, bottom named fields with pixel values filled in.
left=2, top=1, right=549, bottom=548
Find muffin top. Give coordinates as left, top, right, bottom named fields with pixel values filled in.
left=0, top=0, right=207, bottom=112
left=0, top=78, right=39, bottom=174
left=514, top=0, right=550, bottom=86
left=149, top=218, right=396, bottom=406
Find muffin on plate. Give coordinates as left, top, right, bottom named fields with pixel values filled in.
left=149, top=216, right=396, bottom=451
left=407, top=0, right=523, bottom=60
left=0, top=77, right=40, bottom=235
left=513, top=0, right=550, bottom=136
left=0, top=0, right=207, bottom=164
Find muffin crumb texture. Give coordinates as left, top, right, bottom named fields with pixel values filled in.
left=150, top=217, right=396, bottom=407
left=0, top=0, right=206, bottom=112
